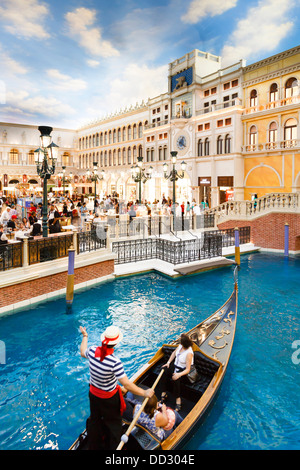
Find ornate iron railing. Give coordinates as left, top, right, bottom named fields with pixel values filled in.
left=28, top=234, right=74, bottom=264
left=102, top=213, right=215, bottom=239
left=77, top=228, right=107, bottom=254
left=0, top=242, right=23, bottom=271
left=112, top=232, right=223, bottom=265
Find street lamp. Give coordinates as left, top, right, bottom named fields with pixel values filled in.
left=34, top=126, right=59, bottom=237
left=58, top=166, right=73, bottom=196
left=87, top=162, right=105, bottom=213
left=163, top=151, right=186, bottom=231
left=131, top=155, right=153, bottom=203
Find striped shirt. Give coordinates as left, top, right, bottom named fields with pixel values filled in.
left=85, top=345, right=126, bottom=392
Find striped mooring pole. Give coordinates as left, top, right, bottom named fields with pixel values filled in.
left=66, top=245, right=75, bottom=310
left=235, top=227, right=240, bottom=266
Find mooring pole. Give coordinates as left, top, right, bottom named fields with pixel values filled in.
left=235, top=227, right=240, bottom=266
left=284, top=223, right=289, bottom=257
left=66, top=245, right=75, bottom=310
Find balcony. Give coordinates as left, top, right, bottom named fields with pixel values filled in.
left=243, top=94, right=300, bottom=116
left=242, top=140, right=300, bottom=153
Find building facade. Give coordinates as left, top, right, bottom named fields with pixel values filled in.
left=0, top=45, right=299, bottom=206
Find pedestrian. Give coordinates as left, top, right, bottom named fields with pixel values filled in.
left=79, top=325, right=154, bottom=450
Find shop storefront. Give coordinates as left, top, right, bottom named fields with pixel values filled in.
left=218, top=176, right=234, bottom=204
left=198, top=176, right=211, bottom=207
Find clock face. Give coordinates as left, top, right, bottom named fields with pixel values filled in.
left=177, top=135, right=187, bottom=150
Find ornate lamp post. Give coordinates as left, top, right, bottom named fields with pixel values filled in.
left=87, top=162, right=105, bottom=213
left=131, top=155, right=153, bottom=204
left=34, top=126, right=59, bottom=237
left=163, top=151, right=186, bottom=231
left=58, top=166, right=73, bottom=196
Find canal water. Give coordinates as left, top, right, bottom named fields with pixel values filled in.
left=0, top=252, right=299, bottom=450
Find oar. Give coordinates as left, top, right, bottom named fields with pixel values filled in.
left=116, top=368, right=165, bottom=450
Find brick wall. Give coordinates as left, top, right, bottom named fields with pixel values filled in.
left=0, top=259, right=114, bottom=308
left=218, top=212, right=300, bottom=252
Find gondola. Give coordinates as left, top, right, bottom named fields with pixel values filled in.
left=70, top=267, right=238, bottom=451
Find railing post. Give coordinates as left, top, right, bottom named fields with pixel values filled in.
left=105, top=224, right=110, bottom=250
left=22, top=238, right=29, bottom=267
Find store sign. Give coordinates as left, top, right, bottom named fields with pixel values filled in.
left=198, top=177, right=211, bottom=186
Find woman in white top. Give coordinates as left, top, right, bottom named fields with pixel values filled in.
left=160, top=334, right=194, bottom=412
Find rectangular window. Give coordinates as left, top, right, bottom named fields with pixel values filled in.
left=204, top=90, right=210, bottom=97
left=223, top=82, right=230, bottom=90
left=225, top=118, right=232, bottom=125
left=211, top=87, right=217, bottom=94
left=217, top=120, right=223, bottom=127
left=205, top=123, right=210, bottom=130
left=198, top=124, right=203, bottom=131
left=231, top=79, right=238, bottom=87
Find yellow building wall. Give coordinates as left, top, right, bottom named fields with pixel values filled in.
left=242, top=49, right=300, bottom=200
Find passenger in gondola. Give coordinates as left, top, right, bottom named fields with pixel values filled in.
left=79, top=325, right=154, bottom=450
left=160, top=334, right=194, bottom=412
left=124, top=393, right=183, bottom=440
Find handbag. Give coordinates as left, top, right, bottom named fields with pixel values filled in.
left=187, top=365, right=198, bottom=384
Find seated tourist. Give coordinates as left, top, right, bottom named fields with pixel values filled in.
left=124, top=393, right=182, bottom=440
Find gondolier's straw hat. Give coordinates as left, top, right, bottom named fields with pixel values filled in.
left=101, top=325, right=123, bottom=346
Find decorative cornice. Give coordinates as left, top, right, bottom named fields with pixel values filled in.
left=243, top=63, right=300, bottom=88
left=244, top=45, right=300, bottom=73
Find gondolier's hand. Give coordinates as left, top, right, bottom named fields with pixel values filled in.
left=172, top=372, right=180, bottom=381
left=144, top=388, right=154, bottom=398
left=162, top=361, right=170, bottom=368
left=80, top=326, right=88, bottom=337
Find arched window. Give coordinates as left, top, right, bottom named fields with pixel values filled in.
left=122, top=148, right=126, bottom=165
left=79, top=138, right=82, bottom=150
left=224, top=134, right=231, bottom=154
left=285, top=77, right=298, bottom=98
left=270, top=83, right=278, bottom=102
left=146, top=148, right=150, bottom=162
left=109, top=131, right=112, bottom=145
left=118, top=148, right=121, bottom=165
left=104, top=132, right=108, bottom=145
left=113, top=129, right=117, bottom=143
left=113, top=149, right=116, bottom=165
left=284, top=118, right=297, bottom=147
left=122, top=127, right=126, bottom=141
left=118, top=128, right=121, bottom=142
left=104, top=151, right=107, bottom=166
left=128, top=147, right=131, bottom=164
left=28, top=150, right=35, bottom=165
left=62, top=152, right=70, bottom=166
left=204, top=138, right=210, bottom=156
left=138, top=145, right=143, bottom=158
left=197, top=139, right=203, bottom=157
left=250, top=89, right=257, bottom=107
left=138, top=122, right=143, bottom=138
left=9, top=148, right=19, bottom=164
left=128, top=125, right=132, bottom=140
left=249, top=125, right=257, bottom=146
left=217, top=136, right=223, bottom=155
left=268, top=122, right=278, bottom=148
left=158, top=146, right=163, bottom=161
left=100, top=151, right=103, bottom=167
left=133, top=146, right=137, bottom=163
left=96, top=133, right=99, bottom=146
left=100, top=133, right=103, bottom=146
left=109, top=150, right=112, bottom=166
left=133, top=124, right=137, bottom=139
left=92, top=135, right=95, bottom=147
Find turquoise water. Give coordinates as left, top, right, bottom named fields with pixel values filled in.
left=0, top=252, right=299, bottom=450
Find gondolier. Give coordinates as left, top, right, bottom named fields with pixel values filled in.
left=79, top=325, right=154, bottom=450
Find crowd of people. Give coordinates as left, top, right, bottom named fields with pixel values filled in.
left=0, top=190, right=210, bottom=244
